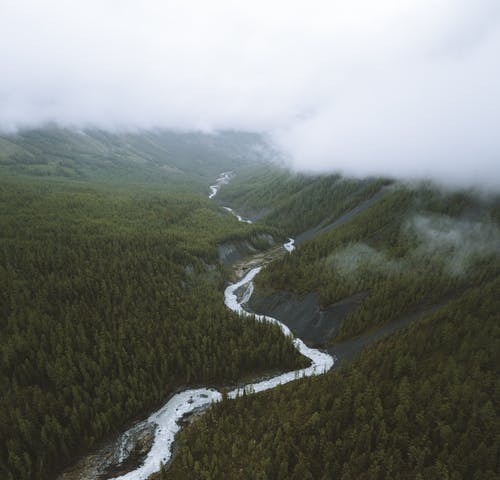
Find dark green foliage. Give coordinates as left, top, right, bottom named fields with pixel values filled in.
left=3, top=130, right=499, bottom=480
left=166, top=279, right=500, bottom=479
left=0, top=178, right=307, bottom=480
left=255, top=184, right=500, bottom=340
left=216, top=164, right=389, bottom=235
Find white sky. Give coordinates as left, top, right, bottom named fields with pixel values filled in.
left=1, top=0, right=499, bottom=188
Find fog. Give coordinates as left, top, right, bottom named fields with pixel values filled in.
left=409, top=214, right=500, bottom=275
left=327, top=214, right=500, bottom=279
left=1, top=0, right=499, bottom=188
left=327, top=243, right=402, bottom=277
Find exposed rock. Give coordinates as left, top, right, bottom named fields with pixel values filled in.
left=217, top=241, right=255, bottom=265
left=57, top=421, right=156, bottom=480
left=248, top=290, right=367, bottom=346
left=295, top=187, right=390, bottom=245
left=217, top=233, right=275, bottom=265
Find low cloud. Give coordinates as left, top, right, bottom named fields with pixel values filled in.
left=1, top=1, right=499, bottom=188
left=409, top=214, right=500, bottom=275
left=327, top=243, right=402, bottom=278
left=327, top=213, right=500, bottom=279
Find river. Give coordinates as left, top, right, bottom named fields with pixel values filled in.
left=59, top=173, right=334, bottom=480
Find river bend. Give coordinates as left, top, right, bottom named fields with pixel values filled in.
left=108, top=174, right=334, bottom=479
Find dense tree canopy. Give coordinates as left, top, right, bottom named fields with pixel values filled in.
left=253, top=183, right=500, bottom=340
left=166, top=279, right=500, bottom=479
left=2, top=134, right=498, bottom=480
left=0, top=177, right=307, bottom=480
left=163, top=169, right=499, bottom=480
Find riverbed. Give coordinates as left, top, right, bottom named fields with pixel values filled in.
left=57, top=173, right=334, bottom=480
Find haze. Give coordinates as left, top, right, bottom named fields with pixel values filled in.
left=1, top=0, right=499, bottom=188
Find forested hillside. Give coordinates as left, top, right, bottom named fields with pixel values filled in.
left=161, top=170, right=500, bottom=480
left=215, top=165, right=390, bottom=235
left=252, top=181, right=500, bottom=340
left=0, top=128, right=273, bottom=190
left=2, top=130, right=499, bottom=480
left=2, top=1, right=499, bottom=479
left=0, top=152, right=307, bottom=479
left=166, top=278, right=500, bottom=480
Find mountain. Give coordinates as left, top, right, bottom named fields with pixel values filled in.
left=0, top=127, right=276, bottom=190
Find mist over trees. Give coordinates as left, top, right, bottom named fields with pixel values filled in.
left=1, top=129, right=498, bottom=479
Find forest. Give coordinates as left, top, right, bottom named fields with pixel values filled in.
left=160, top=168, right=499, bottom=480
left=2, top=130, right=499, bottom=480
left=249, top=180, right=500, bottom=341
left=165, top=278, right=500, bottom=479
left=0, top=128, right=272, bottom=190
left=215, top=164, right=390, bottom=235
left=0, top=172, right=307, bottom=480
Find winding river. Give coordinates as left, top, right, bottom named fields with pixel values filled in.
left=107, top=174, right=334, bottom=480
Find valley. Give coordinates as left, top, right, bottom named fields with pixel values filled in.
left=0, top=129, right=498, bottom=480
left=57, top=173, right=334, bottom=480
left=2, top=3, right=499, bottom=479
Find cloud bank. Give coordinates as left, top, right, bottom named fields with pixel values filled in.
left=1, top=0, right=500, bottom=188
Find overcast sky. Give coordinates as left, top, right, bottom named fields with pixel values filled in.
left=1, top=0, right=499, bottom=188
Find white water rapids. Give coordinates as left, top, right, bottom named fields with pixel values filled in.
left=208, top=171, right=232, bottom=199
left=111, top=175, right=334, bottom=480
left=283, top=237, right=295, bottom=252
left=222, top=206, right=252, bottom=224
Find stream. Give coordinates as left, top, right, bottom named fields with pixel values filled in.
left=59, top=173, right=334, bottom=480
